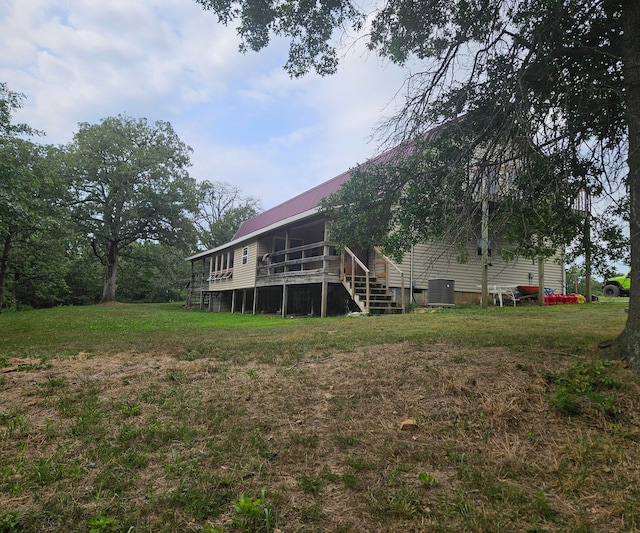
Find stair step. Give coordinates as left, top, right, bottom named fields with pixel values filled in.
left=342, top=277, right=402, bottom=315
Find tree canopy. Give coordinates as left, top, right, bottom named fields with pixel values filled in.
left=194, top=180, right=261, bottom=250
left=66, top=115, right=198, bottom=303
left=194, top=0, right=640, bottom=369
left=1, top=84, right=264, bottom=309
left=0, top=84, right=66, bottom=311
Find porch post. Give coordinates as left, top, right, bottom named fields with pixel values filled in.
left=281, top=284, right=288, bottom=317
left=242, top=289, right=247, bottom=314
left=231, top=290, right=236, bottom=313
left=321, top=219, right=330, bottom=317
left=321, top=277, right=328, bottom=317
left=253, top=287, right=258, bottom=315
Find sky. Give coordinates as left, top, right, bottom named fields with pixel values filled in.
left=0, top=0, right=415, bottom=210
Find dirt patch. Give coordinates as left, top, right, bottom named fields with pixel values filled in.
left=2, top=343, right=639, bottom=532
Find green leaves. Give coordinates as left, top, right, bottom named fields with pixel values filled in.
left=196, top=0, right=364, bottom=77
left=66, top=115, right=198, bottom=302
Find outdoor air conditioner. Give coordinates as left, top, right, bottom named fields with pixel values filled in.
left=427, top=278, right=455, bottom=307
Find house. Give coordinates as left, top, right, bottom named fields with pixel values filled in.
left=185, top=145, right=566, bottom=316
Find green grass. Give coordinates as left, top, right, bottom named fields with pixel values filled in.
left=0, top=299, right=636, bottom=532
left=0, top=299, right=627, bottom=360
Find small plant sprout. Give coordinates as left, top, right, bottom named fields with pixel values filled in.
left=417, top=471, right=436, bottom=487
left=88, top=515, right=117, bottom=533
left=232, top=490, right=278, bottom=532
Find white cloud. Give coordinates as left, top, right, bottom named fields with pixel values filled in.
left=0, top=0, right=415, bottom=209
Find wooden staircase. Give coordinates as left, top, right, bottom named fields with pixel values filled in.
left=342, top=276, right=402, bottom=315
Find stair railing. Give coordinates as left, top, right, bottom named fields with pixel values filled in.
left=374, top=247, right=406, bottom=312
left=341, top=247, right=370, bottom=313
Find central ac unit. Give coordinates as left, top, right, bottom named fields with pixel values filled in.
left=427, top=278, right=455, bottom=307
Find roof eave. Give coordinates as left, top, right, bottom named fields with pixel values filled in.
left=185, top=206, right=323, bottom=261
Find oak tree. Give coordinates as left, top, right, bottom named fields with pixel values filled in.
left=67, top=115, right=198, bottom=303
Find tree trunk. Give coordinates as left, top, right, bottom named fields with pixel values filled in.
left=612, top=0, right=640, bottom=370
left=537, top=256, right=545, bottom=306
left=0, top=231, right=12, bottom=312
left=101, top=241, right=119, bottom=303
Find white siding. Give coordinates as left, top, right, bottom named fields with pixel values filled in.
left=387, top=240, right=565, bottom=295
left=228, top=241, right=259, bottom=289
left=206, top=240, right=259, bottom=291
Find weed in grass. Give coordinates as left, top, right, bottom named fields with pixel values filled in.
left=119, top=400, right=141, bottom=417
left=40, top=376, right=65, bottom=398
left=139, top=383, right=160, bottom=404
left=0, top=410, right=26, bottom=439
left=418, top=471, right=436, bottom=488
left=250, top=427, right=273, bottom=458
left=367, top=485, right=423, bottom=519
left=15, top=355, right=52, bottom=372
left=169, top=476, right=233, bottom=521
left=321, top=469, right=359, bottom=489
left=299, top=503, right=324, bottom=523
left=0, top=303, right=636, bottom=532
left=0, top=510, right=20, bottom=533
left=547, top=359, right=621, bottom=417
left=347, top=457, right=376, bottom=472
left=232, top=490, right=279, bottom=532
left=335, top=433, right=360, bottom=448
left=32, top=454, right=84, bottom=487
left=526, top=431, right=540, bottom=445
left=532, top=490, right=557, bottom=520
left=92, top=465, right=135, bottom=497
left=340, top=471, right=359, bottom=489
left=0, top=464, right=23, bottom=495
left=289, top=432, right=319, bottom=448
left=299, top=474, right=323, bottom=495
left=88, top=515, right=116, bottom=533
left=180, top=350, right=207, bottom=361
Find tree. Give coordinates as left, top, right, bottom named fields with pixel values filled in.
left=116, top=242, right=192, bottom=303
left=193, top=180, right=261, bottom=250
left=0, top=83, right=67, bottom=311
left=67, top=115, right=198, bottom=303
left=194, top=0, right=640, bottom=370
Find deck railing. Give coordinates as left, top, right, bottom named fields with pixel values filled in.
left=256, top=241, right=340, bottom=278
left=374, top=247, right=406, bottom=311
left=341, top=247, right=371, bottom=313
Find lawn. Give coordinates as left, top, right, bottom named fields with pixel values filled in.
left=1, top=301, right=638, bottom=532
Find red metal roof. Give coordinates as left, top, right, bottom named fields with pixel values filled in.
left=231, top=169, right=351, bottom=240
left=232, top=141, right=415, bottom=241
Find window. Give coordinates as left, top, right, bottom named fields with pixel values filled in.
left=242, top=247, right=249, bottom=265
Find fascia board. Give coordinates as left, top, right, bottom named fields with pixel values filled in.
left=185, top=207, right=322, bottom=261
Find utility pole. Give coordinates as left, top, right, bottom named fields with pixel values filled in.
left=481, top=169, right=490, bottom=308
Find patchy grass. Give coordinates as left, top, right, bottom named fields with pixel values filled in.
left=1, top=300, right=638, bottom=532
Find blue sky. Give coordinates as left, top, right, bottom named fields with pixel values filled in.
left=0, top=0, right=414, bottom=210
